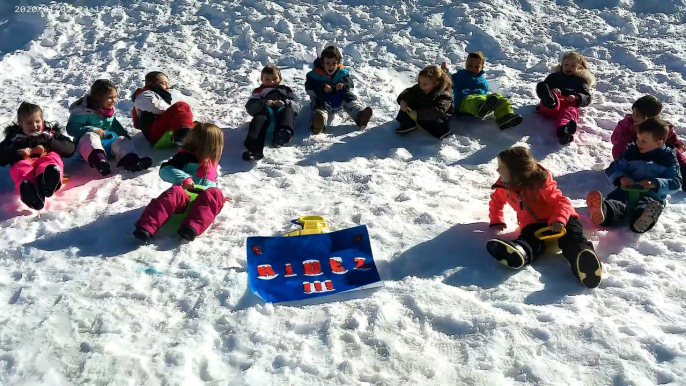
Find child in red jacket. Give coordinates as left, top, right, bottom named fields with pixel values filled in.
left=611, top=95, right=685, bottom=190
left=486, top=147, right=602, bottom=288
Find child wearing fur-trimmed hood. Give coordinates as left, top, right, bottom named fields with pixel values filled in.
left=535, top=51, right=596, bottom=145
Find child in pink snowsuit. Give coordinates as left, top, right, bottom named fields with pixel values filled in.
left=0, top=102, right=75, bottom=210
left=611, top=95, right=686, bottom=190
left=133, top=123, right=228, bottom=242
left=535, top=51, right=596, bottom=145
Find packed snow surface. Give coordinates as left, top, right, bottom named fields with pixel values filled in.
left=1, top=0, right=686, bottom=384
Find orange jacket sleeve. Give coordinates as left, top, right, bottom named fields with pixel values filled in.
left=489, top=189, right=507, bottom=225
left=541, top=184, right=574, bottom=225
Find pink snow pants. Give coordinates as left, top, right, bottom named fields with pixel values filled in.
left=135, top=185, right=225, bottom=236
left=538, top=95, right=579, bottom=128
left=9, top=152, right=64, bottom=192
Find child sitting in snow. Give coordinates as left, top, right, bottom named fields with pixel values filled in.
left=132, top=71, right=195, bottom=147
left=395, top=65, right=454, bottom=140
left=305, top=46, right=373, bottom=134
left=487, top=146, right=601, bottom=289
left=67, top=79, right=152, bottom=176
left=243, top=65, right=302, bottom=161
left=441, top=52, right=522, bottom=130
left=133, top=123, right=228, bottom=242
left=535, top=51, right=595, bottom=145
left=611, top=95, right=686, bottom=190
left=587, top=118, right=682, bottom=233
left=0, top=102, right=75, bottom=210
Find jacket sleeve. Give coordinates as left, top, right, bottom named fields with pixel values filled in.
left=475, top=76, right=489, bottom=94
left=66, top=115, right=106, bottom=139
left=0, top=136, right=21, bottom=166
left=159, top=165, right=191, bottom=185
left=574, top=83, right=592, bottom=107
left=134, top=91, right=170, bottom=114
left=653, top=154, right=683, bottom=196
left=286, top=97, right=302, bottom=115
left=541, top=185, right=575, bottom=225
left=605, top=158, right=630, bottom=185
left=305, top=72, right=325, bottom=96
left=45, top=130, right=75, bottom=158
left=611, top=116, right=634, bottom=160
left=667, top=128, right=685, bottom=152
left=397, top=87, right=411, bottom=104
left=488, top=189, right=507, bottom=226
left=342, top=74, right=354, bottom=90
left=245, top=97, right=265, bottom=117
left=416, top=93, right=452, bottom=121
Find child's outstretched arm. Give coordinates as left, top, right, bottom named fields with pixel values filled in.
left=488, top=189, right=507, bottom=228
left=159, top=153, right=193, bottom=185
left=305, top=72, right=326, bottom=99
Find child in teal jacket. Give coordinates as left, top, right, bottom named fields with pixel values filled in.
left=67, top=79, right=151, bottom=176
left=442, top=52, right=522, bottom=130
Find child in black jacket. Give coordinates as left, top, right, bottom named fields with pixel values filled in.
left=0, top=102, right=75, bottom=210
left=243, top=65, right=302, bottom=161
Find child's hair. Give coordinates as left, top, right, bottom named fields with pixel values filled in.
left=561, top=51, right=588, bottom=70
left=418, top=65, right=453, bottom=92
left=320, top=46, right=342, bottom=63
left=183, top=123, right=224, bottom=164
left=498, top=146, right=548, bottom=188
left=261, top=65, right=282, bottom=81
left=632, top=95, right=662, bottom=118
left=145, top=71, right=167, bottom=87
left=16, top=101, right=43, bottom=123
left=637, top=118, right=669, bottom=142
left=89, top=79, right=117, bottom=109
left=467, top=51, right=486, bottom=66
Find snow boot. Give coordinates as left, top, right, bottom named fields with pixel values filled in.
left=178, top=225, right=197, bottom=241
left=355, top=107, right=373, bottom=128
left=242, top=151, right=264, bottom=161
left=133, top=227, right=152, bottom=242
left=475, top=95, right=499, bottom=118
left=20, top=180, right=45, bottom=210
left=632, top=201, right=663, bottom=233
left=486, top=238, right=532, bottom=269
left=557, top=121, right=577, bottom=145
left=497, top=114, right=523, bottom=130
left=37, top=164, right=62, bottom=198
left=536, top=82, right=557, bottom=108
left=586, top=191, right=606, bottom=225
left=117, top=153, right=153, bottom=172
left=571, top=249, right=602, bottom=289
left=272, top=131, right=291, bottom=148
left=312, top=111, right=326, bottom=134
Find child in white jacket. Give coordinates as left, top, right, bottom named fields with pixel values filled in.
left=131, top=71, right=195, bottom=147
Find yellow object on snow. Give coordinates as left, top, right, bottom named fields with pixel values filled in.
left=283, top=216, right=329, bottom=237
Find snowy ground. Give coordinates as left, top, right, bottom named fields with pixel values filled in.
left=1, top=0, right=686, bottom=384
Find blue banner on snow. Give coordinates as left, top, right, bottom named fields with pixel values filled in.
left=246, top=225, right=382, bottom=304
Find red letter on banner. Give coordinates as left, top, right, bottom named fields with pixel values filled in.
left=329, top=257, right=348, bottom=274
left=303, top=260, right=323, bottom=276
left=257, top=265, right=278, bottom=279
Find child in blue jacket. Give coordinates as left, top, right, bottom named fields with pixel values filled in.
left=586, top=118, right=682, bottom=233
left=442, top=52, right=522, bottom=130
left=305, top=46, right=373, bottom=134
